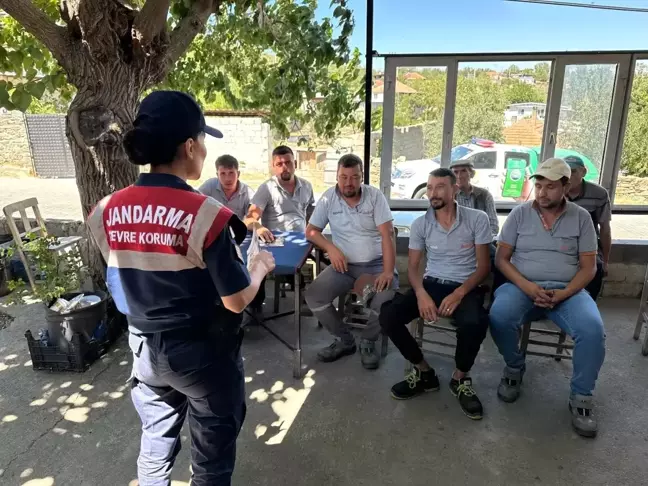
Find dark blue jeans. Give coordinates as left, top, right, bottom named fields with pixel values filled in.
left=129, top=327, right=246, bottom=486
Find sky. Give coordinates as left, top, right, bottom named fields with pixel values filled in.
left=317, top=0, right=648, bottom=69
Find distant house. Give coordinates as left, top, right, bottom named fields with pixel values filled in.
left=403, top=72, right=424, bottom=81
left=371, top=80, right=417, bottom=109
left=503, top=113, right=544, bottom=146
left=504, top=102, right=546, bottom=127
left=512, top=74, right=536, bottom=85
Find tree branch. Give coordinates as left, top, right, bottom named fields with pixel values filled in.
left=0, top=0, right=70, bottom=62
left=134, top=0, right=171, bottom=42
left=166, top=0, right=221, bottom=68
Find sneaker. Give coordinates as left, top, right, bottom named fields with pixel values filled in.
left=497, top=366, right=524, bottom=403
left=569, top=394, right=598, bottom=438
left=317, top=339, right=356, bottom=363
left=391, top=367, right=440, bottom=400
left=450, top=377, right=483, bottom=420
left=359, top=339, right=379, bottom=370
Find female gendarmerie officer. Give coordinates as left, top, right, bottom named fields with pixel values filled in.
left=87, top=91, right=275, bottom=486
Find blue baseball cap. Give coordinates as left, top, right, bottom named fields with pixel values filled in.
left=564, top=155, right=585, bottom=168
left=135, top=91, right=223, bottom=143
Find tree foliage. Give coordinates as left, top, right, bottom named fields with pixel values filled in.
left=0, top=0, right=362, bottom=141
left=620, top=64, right=648, bottom=177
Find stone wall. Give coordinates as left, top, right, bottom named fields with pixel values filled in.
left=615, top=175, right=648, bottom=205
left=202, top=116, right=272, bottom=176
left=0, top=112, right=272, bottom=179
left=0, top=111, right=32, bottom=176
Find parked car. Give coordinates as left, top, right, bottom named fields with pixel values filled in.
left=390, top=138, right=599, bottom=201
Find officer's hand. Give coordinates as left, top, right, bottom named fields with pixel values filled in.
left=415, top=288, right=438, bottom=322
left=250, top=250, right=275, bottom=276
left=256, top=224, right=275, bottom=242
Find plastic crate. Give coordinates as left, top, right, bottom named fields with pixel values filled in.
left=25, top=311, right=123, bottom=373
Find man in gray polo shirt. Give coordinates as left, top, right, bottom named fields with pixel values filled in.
left=245, top=145, right=314, bottom=240
left=379, top=168, right=492, bottom=420
left=199, top=154, right=255, bottom=220
left=305, top=154, right=396, bottom=370
left=490, top=157, right=605, bottom=438
left=565, top=155, right=612, bottom=300
left=450, top=159, right=499, bottom=240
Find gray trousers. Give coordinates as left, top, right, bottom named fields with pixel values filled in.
left=305, top=262, right=396, bottom=342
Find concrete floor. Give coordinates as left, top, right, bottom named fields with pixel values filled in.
left=0, top=296, right=647, bottom=486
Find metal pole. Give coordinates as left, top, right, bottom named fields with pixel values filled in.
left=363, top=0, right=374, bottom=183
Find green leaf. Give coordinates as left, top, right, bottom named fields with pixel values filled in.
left=11, top=87, right=32, bottom=111
left=27, top=81, right=46, bottom=99
left=7, top=50, right=23, bottom=67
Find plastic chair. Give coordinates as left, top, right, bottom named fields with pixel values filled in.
left=2, top=198, right=84, bottom=291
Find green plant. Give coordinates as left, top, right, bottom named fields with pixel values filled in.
left=7, top=234, right=83, bottom=304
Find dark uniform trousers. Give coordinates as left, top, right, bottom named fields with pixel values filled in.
left=129, top=325, right=246, bottom=486
left=380, top=277, right=490, bottom=373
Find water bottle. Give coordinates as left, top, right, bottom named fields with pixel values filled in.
left=38, top=328, right=50, bottom=346
left=358, top=283, right=376, bottom=308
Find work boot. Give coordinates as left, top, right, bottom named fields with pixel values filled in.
left=450, top=377, right=484, bottom=420
left=497, top=366, right=524, bottom=403
left=569, top=394, right=598, bottom=438
left=359, top=339, right=379, bottom=370
left=317, top=339, right=356, bottom=362
left=391, top=367, right=440, bottom=400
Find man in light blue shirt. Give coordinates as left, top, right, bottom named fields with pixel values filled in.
left=305, top=154, right=397, bottom=370
left=199, top=154, right=255, bottom=220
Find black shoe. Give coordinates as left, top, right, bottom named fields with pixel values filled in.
left=391, top=368, right=440, bottom=400
left=450, top=377, right=483, bottom=420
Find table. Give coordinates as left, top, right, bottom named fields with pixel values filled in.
left=240, top=231, right=313, bottom=378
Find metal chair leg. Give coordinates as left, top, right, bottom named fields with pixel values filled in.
left=555, top=331, right=567, bottom=362
left=381, top=333, right=389, bottom=358
left=519, top=321, right=532, bottom=355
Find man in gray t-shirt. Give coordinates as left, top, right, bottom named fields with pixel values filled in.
left=489, top=157, right=605, bottom=438
left=305, top=154, right=397, bottom=370
left=245, top=146, right=314, bottom=239
left=198, top=154, right=255, bottom=220
left=379, top=168, right=492, bottom=420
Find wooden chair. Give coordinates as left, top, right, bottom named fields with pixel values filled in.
left=633, top=264, right=648, bottom=356
left=2, top=198, right=84, bottom=291
left=519, top=319, right=572, bottom=361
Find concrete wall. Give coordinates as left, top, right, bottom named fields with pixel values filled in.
left=1, top=217, right=645, bottom=298
left=203, top=116, right=272, bottom=173
left=369, top=125, right=425, bottom=161
left=0, top=111, right=32, bottom=176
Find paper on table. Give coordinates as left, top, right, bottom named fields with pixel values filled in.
left=261, top=236, right=285, bottom=247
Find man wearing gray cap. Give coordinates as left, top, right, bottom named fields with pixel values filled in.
left=489, top=157, right=605, bottom=438
left=450, top=159, right=499, bottom=240
left=564, top=155, right=611, bottom=300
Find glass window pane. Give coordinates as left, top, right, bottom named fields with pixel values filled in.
left=616, top=60, right=648, bottom=206
left=556, top=64, right=617, bottom=183
left=386, top=66, right=448, bottom=200
left=453, top=61, right=551, bottom=203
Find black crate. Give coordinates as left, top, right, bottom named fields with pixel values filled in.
left=25, top=311, right=123, bottom=373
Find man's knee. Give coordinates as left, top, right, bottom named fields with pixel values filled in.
left=572, top=311, right=606, bottom=345
left=489, top=284, right=528, bottom=328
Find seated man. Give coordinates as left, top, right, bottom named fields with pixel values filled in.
left=489, top=157, right=605, bottom=438
left=565, top=155, right=611, bottom=300
left=243, top=145, right=315, bottom=318
left=199, top=154, right=255, bottom=220
left=450, top=159, right=499, bottom=241
left=380, top=168, right=492, bottom=420
left=245, top=145, right=314, bottom=239
left=305, top=154, right=397, bottom=370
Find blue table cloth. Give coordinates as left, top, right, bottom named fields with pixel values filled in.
left=240, top=231, right=313, bottom=275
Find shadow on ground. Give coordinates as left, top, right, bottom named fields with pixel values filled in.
left=1, top=296, right=647, bottom=485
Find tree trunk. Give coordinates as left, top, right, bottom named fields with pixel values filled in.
left=66, top=81, right=142, bottom=286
